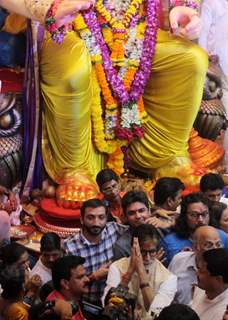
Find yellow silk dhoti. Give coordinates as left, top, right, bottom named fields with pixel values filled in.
left=40, top=31, right=105, bottom=183
left=40, top=29, right=208, bottom=183
left=129, top=30, right=208, bottom=171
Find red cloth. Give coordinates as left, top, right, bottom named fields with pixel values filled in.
left=40, top=198, right=81, bottom=219
left=158, top=0, right=165, bottom=29
left=47, top=290, right=85, bottom=320
left=0, top=68, right=24, bottom=93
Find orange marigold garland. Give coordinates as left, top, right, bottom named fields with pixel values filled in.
left=74, top=0, right=158, bottom=172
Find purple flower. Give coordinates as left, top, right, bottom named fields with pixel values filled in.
left=82, top=0, right=158, bottom=143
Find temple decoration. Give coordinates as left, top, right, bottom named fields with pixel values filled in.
left=73, top=0, right=159, bottom=173
left=188, top=128, right=224, bottom=169
left=0, top=9, right=26, bottom=188
left=0, top=69, right=24, bottom=188
left=194, top=55, right=227, bottom=141
left=34, top=171, right=99, bottom=237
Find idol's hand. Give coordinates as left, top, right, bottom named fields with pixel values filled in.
left=169, top=6, right=201, bottom=40
left=54, top=0, right=95, bottom=27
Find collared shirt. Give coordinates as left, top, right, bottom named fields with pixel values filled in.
left=63, top=222, right=127, bottom=304
left=192, top=287, right=228, bottom=320
left=168, top=251, right=197, bottom=305
left=30, top=258, right=52, bottom=285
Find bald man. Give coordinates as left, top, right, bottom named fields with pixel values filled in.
left=168, top=226, right=222, bottom=305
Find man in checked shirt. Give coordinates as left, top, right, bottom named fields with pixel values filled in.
left=63, top=198, right=127, bottom=306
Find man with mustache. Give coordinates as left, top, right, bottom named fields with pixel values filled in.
left=192, top=248, right=228, bottom=320
left=63, top=198, right=126, bottom=306
left=46, top=256, right=90, bottom=320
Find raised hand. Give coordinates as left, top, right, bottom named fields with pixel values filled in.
left=27, top=274, right=42, bottom=293
left=146, top=216, right=173, bottom=229
left=169, top=6, right=201, bottom=40
left=134, top=238, right=146, bottom=275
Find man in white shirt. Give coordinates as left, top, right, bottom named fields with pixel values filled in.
left=30, top=232, right=62, bottom=285
left=168, top=226, right=222, bottom=305
left=192, top=248, right=228, bottom=320
left=103, top=224, right=177, bottom=320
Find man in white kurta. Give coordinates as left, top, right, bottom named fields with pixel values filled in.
left=103, top=224, right=177, bottom=320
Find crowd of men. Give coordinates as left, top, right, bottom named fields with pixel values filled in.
left=0, top=170, right=228, bottom=320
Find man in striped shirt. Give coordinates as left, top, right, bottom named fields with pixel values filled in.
left=63, top=198, right=127, bottom=306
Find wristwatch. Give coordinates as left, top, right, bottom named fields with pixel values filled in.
left=23, top=295, right=34, bottom=307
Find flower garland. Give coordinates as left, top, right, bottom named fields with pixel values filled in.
left=170, top=0, right=200, bottom=11
left=45, top=0, right=72, bottom=44
left=73, top=0, right=158, bottom=172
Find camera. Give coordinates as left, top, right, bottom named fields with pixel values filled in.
left=80, top=285, right=137, bottom=320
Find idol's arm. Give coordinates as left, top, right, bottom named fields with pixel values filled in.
left=0, top=0, right=52, bottom=23
left=0, top=0, right=95, bottom=28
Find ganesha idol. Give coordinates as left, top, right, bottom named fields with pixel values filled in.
left=0, top=1, right=226, bottom=237
left=36, top=60, right=225, bottom=237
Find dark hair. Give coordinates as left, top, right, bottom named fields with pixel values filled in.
left=1, top=242, right=27, bottom=266
left=174, top=192, right=210, bottom=238
left=156, top=304, right=200, bottom=320
left=80, top=198, right=107, bottom=217
left=40, top=232, right=61, bottom=253
left=132, top=224, right=160, bottom=245
left=203, top=248, right=228, bottom=283
left=122, top=191, right=149, bottom=216
left=209, top=201, right=227, bottom=229
left=200, top=173, right=224, bottom=192
left=0, top=265, right=25, bottom=300
left=96, top=169, right=119, bottom=190
left=52, top=256, right=85, bottom=291
left=39, top=281, right=54, bottom=302
left=154, top=177, right=185, bottom=206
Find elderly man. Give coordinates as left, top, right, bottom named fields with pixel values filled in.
left=103, top=224, right=177, bottom=319
left=168, top=226, right=222, bottom=305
